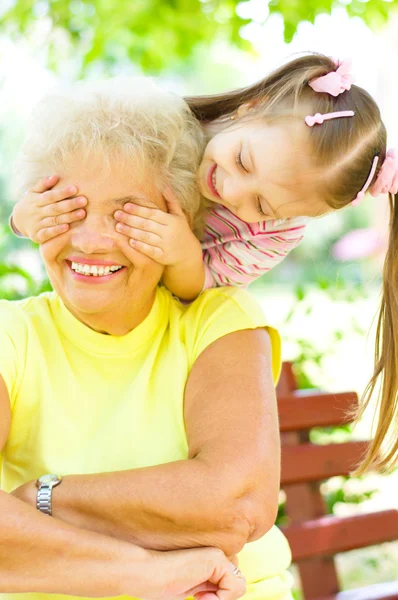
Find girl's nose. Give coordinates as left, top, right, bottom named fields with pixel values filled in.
left=223, top=177, right=248, bottom=208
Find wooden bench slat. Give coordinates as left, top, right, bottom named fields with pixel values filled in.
left=277, top=363, right=398, bottom=598
left=283, top=510, right=398, bottom=561
left=278, top=391, right=358, bottom=431
left=281, top=441, right=369, bottom=484
left=319, top=580, right=398, bottom=599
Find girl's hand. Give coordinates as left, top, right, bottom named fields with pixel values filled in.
left=142, top=547, right=246, bottom=600
left=114, top=188, right=201, bottom=266
left=12, top=175, right=87, bottom=243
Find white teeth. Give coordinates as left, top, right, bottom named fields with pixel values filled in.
left=212, top=168, right=217, bottom=192
left=70, top=261, right=123, bottom=276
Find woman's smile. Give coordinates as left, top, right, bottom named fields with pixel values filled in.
left=66, top=255, right=127, bottom=284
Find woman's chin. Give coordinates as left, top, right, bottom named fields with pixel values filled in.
left=68, top=291, right=117, bottom=317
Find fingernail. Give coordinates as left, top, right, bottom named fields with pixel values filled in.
left=114, top=211, right=122, bottom=219
left=76, top=210, right=85, bottom=217
left=129, top=239, right=136, bottom=246
left=116, top=223, right=123, bottom=232
left=68, top=186, right=77, bottom=193
left=76, top=196, right=87, bottom=205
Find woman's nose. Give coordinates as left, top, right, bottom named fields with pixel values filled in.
left=70, top=216, right=118, bottom=254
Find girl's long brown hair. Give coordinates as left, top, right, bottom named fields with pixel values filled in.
left=188, top=53, right=395, bottom=472
left=355, top=193, right=398, bottom=473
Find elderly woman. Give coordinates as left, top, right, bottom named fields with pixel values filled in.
left=0, top=78, right=292, bottom=600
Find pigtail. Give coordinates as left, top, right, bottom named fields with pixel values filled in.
left=356, top=191, right=398, bottom=473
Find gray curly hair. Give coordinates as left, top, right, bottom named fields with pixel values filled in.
left=13, top=76, right=206, bottom=231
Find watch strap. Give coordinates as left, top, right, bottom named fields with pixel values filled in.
left=37, top=484, right=53, bottom=515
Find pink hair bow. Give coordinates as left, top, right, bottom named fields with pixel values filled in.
left=309, top=58, right=354, bottom=97
left=371, top=149, right=398, bottom=196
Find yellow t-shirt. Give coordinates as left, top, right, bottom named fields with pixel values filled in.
left=0, top=286, right=293, bottom=600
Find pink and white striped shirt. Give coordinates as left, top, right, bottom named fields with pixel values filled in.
left=201, top=204, right=308, bottom=289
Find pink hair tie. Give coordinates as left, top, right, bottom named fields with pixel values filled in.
left=370, top=149, right=398, bottom=197
left=309, top=58, right=354, bottom=97
left=352, top=156, right=379, bottom=207
left=305, top=110, right=355, bottom=127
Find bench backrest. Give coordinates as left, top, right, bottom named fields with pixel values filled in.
left=276, top=362, right=398, bottom=599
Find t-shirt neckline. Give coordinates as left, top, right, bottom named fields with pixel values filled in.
left=50, top=287, right=167, bottom=356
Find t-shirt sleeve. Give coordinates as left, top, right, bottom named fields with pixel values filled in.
left=201, top=219, right=307, bottom=288
left=184, top=287, right=281, bottom=384
left=0, top=301, right=27, bottom=409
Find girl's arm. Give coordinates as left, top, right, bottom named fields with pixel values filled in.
left=11, top=176, right=87, bottom=242
left=161, top=245, right=206, bottom=301
left=114, top=192, right=206, bottom=301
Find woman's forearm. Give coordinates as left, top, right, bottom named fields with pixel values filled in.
left=49, top=458, right=257, bottom=556
left=0, top=489, right=150, bottom=596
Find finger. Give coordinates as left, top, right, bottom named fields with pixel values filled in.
left=166, top=198, right=185, bottom=217
left=188, top=583, right=219, bottom=596
left=162, top=185, right=179, bottom=203
left=121, top=202, right=169, bottom=225
left=36, top=224, right=70, bottom=244
left=44, top=196, right=87, bottom=216
left=116, top=223, right=162, bottom=246
left=129, top=238, right=164, bottom=261
left=37, top=186, right=79, bottom=208
left=114, top=211, right=165, bottom=235
left=207, top=564, right=246, bottom=600
left=31, top=175, right=60, bottom=194
left=40, top=209, right=86, bottom=229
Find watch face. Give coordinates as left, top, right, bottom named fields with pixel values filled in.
left=39, top=474, right=61, bottom=485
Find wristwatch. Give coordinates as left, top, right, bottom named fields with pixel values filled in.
left=36, top=474, right=63, bottom=516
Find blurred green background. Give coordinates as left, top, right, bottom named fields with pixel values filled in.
left=1, top=0, right=398, bottom=596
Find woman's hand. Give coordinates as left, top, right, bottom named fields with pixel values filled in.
left=114, top=187, right=201, bottom=266
left=140, top=547, right=246, bottom=600
left=11, top=175, right=87, bottom=242
left=11, top=482, right=246, bottom=600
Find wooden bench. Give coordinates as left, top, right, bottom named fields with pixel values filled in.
left=276, top=362, right=398, bottom=600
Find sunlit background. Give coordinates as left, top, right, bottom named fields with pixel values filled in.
left=1, top=0, right=398, bottom=595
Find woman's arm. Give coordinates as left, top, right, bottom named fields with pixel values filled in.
left=0, top=376, right=144, bottom=597
left=15, top=329, right=280, bottom=556
left=0, top=375, right=245, bottom=600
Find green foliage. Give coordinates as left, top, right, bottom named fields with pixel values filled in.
left=323, top=475, right=377, bottom=513
left=1, top=0, right=397, bottom=73
left=273, top=278, right=377, bottom=528
left=268, top=0, right=396, bottom=43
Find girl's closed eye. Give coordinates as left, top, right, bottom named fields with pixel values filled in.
left=256, top=198, right=267, bottom=216
left=235, top=149, right=249, bottom=173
